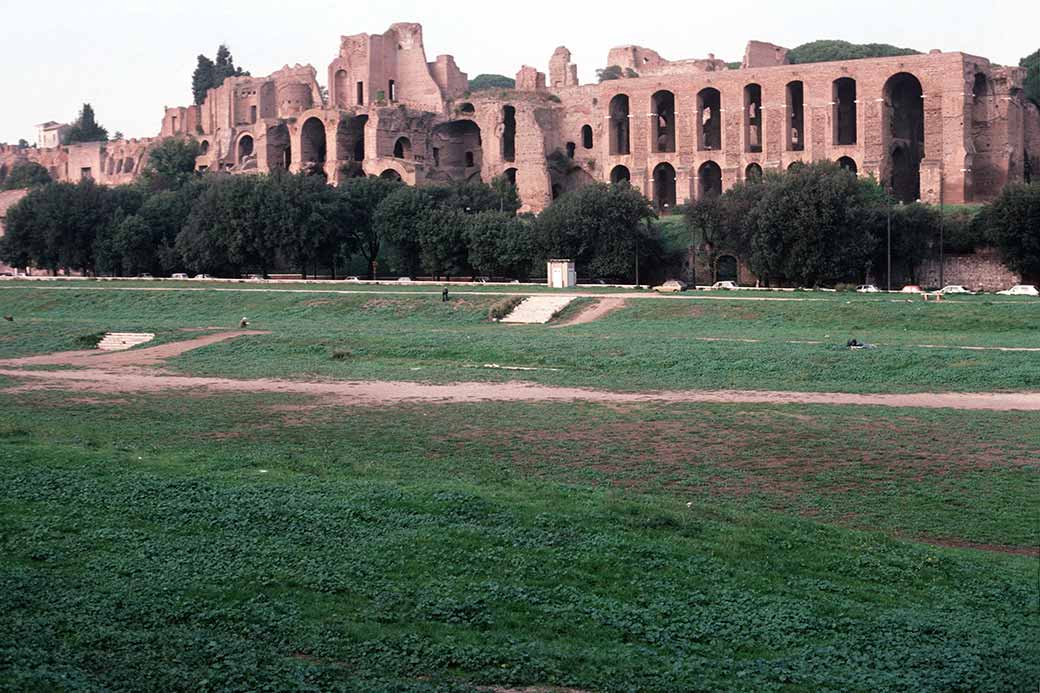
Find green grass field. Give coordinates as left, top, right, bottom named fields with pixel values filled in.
left=0, top=283, right=1037, bottom=691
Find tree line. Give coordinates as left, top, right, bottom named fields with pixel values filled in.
left=0, top=138, right=665, bottom=280
left=682, top=162, right=1040, bottom=285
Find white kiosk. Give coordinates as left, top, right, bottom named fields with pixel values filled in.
left=547, top=259, right=576, bottom=289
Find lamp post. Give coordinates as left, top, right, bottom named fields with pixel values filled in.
left=886, top=204, right=892, bottom=292
left=938, top=170, right=945, bottom=288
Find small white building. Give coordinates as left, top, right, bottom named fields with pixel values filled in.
left=35, top=122, right=70, bottom=149
left=547, top=259, right=576, bottom=288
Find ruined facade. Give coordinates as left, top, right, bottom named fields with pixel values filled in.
left=3, top=23, right=1038, bottom=215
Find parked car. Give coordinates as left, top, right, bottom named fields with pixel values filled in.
left=193, top=273, right=212, bottom=280
left=137, top=273, right=154, bottom=280
left=343, top=276, right=361, bottom=282
left=397, top=277, right=413, bottom=283
left=855, top=284, right=880, bottom=293
left=938, top=285, right=975, bottom=295
left=710, top=281, right=739, bottom=290
left=171, top=273, right=189, bottom=280
left=996, top=284, right=1039, bottom=296
left=247, top=274, right=265, bottom=280
left=900, top=285, right=923, bottom=294
left=654, top=279, right=687, bottom=293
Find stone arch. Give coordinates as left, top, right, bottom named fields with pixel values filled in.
left=883, top=72, right=924, bottom=203
left=429, top=119, right=483, bottom=182
left=199, top=140, right=210, bottom=155
left=300, top=117, right=327, bottom=166
left=787, top=161, right=805, bottom=172
left=393, top=136, right=412, bottom=159
left=123, top=157, right=135, bottom=174
left=609, top=94, right=630, bottom=155
left=786, top=81, right=804, bottom=151
left=698, top=161, right=722, bottom=199
left=459, top=102, right=475, bottom=114
left=380, top=169, right=402, bottom=181
left=652, top=162, right=677, bottom=211
left=610, top=165, right=631, bottom=184
left=651, top=90, right=676, bottom=153
left=745, top=163, right=763, bottom=181
left=502, top=105, right=516, bottom=162
left=716, top=255, right=738, bottom=282
left=581, top=124, right=593, bottom=149
left=267, top=124, right=291, bottom=170
left=837, top=156, right=858, bottom=174
left=504, top=167, right=517, bottom=187
left=744, top=84, right=762, bottom=153
left=971, top=72, right=995, bottom=199
left=833, top=77, right=857, bottom=145
left=237, top=134, right=254, bottom=164
left=697, top=88, right=721, bottom=151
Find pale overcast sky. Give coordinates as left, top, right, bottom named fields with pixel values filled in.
left=1, top=0, right=1036, bottom=143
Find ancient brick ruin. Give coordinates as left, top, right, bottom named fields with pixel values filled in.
left=3, top=23, right=1039, bottom=216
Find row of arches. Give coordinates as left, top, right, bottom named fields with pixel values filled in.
left=612, top=156, right=862, bottom=210
left=603, top=71, right=936, bottom=202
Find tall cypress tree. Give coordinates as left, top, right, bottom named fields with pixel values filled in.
left=192, top=45, right=249, bottom=104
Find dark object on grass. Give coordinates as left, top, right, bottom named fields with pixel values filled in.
left=442, top=287, right=449, bottom=302
left=847, top=338, right=876, bottom=349
left=3, top=315, right=12, bottom=321
left=240, top=317, right=249, bottom=327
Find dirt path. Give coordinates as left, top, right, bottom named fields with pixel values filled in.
left=0, top=330, right=268, bottom=368
left=2, top=365, right=1039, bottom=411
left=551, top=298, right=627, bottom=327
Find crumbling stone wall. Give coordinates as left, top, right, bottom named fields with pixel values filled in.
left=919, top=248, right=1021, bottom=291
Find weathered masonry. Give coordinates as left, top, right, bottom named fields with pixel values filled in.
left=4, top=25, right=1038, bottom=213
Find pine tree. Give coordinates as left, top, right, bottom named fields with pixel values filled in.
left=65, top=103, right=109, bottom=144
left=191, top=45, right=249, bottom=105
left=192, top=55, right=215, bottom=105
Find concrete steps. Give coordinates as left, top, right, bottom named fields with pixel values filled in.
left=97, top=332, right=155, bottom=351
left=500, top=296, right=574, bottom=324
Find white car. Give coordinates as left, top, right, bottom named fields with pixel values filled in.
left=343, top=276, right=361, bottom=282
left=855, top=284, right=880, bottom=293
left=654, top=279, right=687, bottom=293
left=900, top=285, right=923, bottom=294
left=996, top=284, right=1039, bottom=296
left=171, top=273, right=189, bottom=280
left=397, top=277, right=413, bottom=283
left=193, top=273, right=212, bottom=280
left=710, top=281, right=739, bottom=290
left=938, top=285, right=975, bottom=295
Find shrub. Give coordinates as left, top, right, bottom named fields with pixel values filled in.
left=488, top=296, right=523, bottom=321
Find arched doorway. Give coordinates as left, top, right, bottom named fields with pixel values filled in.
left=787, top=161, right=805, bottom=172
left=429, top=120, right=483, bottom=182
left=380, top=169, right=402, bottom=181
left=698, top=161, right=722, bottom=199
left=653, top=162, right=676, bottom=211
left=744, top=84, right=762, bottom=153
left=786, top=81, right=804, bottom=151
left=833, top=78, right=857, bottom=145
left=883, top=72, right=924, bottom=203
left=838, top=156, right=858, bottom=174
left=337, top=115, right=367, bottom=163
left=266, top=124, right=291, bottom=170
left=237, top=135, right=254, bottom=164
left=745, top=163, right=763, bottom=181
left=502, top=105, right=516, bottom=162
left=300, top=117, right=327, bottom=166
left=716, top=255, right=738, bottom=282
left=610, top=165, right=630, bottom=184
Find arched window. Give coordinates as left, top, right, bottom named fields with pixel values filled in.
left=199, top=140, right=210, bottom=155
left=744, top=84, right=762, bottom=153
left=504, top=167, right=517, bottom=186
left=610, top=165, right=630, bottom=184
left=581, top=124, right=593, bottom=149
left=566, top=142, right=576, bottom=159
left=380, top=169, right=402, bottom=181
left=787, top=161, right=805, bottom=172
left=652, top=162, right=676, bottom=211
left=502, top=106, right=516, bottom=162
left=833, top=78, right=857, bottom=145
left=609, top=94, right=630, bottom=155
left=697, top=88, right=721, bottom=151
left=651, top=90, right=676, bottom=153
left=745, top=163, right=763, bottom=181
left=786, top=81, right=804, bottom=151
left=459, top=102, right=475, bottom=114
left=393, top=137, right=411, bottom=159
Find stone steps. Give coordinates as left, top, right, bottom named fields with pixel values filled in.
left=500, top=296, right=575, bottom=324
left=97, top=332, right=155, bottom=351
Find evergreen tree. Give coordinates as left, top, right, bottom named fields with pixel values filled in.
left=65, top=104, right=109, bottom=144
left=192, top=55, right=216, bottom=105
left=191, top=45, right=249, bottom=105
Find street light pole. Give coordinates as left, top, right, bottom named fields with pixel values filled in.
left=939, top=170, right=945, bottom=288
left=887, top=205, right=892, bottom=292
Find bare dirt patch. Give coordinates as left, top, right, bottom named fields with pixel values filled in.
left=551, top=298, right=626, bottom=327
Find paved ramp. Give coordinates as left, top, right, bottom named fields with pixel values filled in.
left=500, top=296, right=575, bottom=324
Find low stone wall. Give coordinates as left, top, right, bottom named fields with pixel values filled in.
left=918, top=248, right=1020, bottom=292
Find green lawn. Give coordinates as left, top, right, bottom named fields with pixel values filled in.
left=2, top=285, right=1037, bottom=393
left=1, top=391, right=1036, bottom=691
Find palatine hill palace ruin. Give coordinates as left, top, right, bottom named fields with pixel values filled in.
left=3, top=23, right=1039, bottom=216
